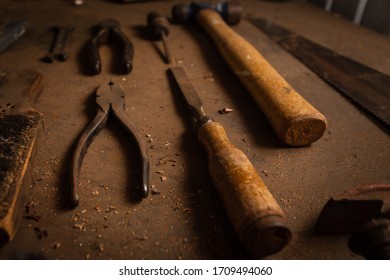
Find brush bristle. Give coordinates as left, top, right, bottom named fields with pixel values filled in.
left=0, top=112, right=43, bottom=218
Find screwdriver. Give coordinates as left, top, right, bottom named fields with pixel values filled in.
left=147, top=12, right=172, bottom=64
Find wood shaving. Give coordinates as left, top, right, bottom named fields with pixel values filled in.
left=218, top=107, right=234, bottom=114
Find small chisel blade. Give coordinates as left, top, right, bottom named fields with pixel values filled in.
left=169, top=66, right=207, bottom=121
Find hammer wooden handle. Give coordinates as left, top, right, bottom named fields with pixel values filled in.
left=196, top=9, right=327, bottom=146
left=197, top=121, right=291, bottom=258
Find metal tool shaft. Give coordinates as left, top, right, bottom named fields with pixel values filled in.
left=147, top=12, right=172, bottom=64
left=42, top=27, right=62, bottom=63
left=169, top=66, right=206, bottom=123
left=56, top=25, right=75, bottom=61
left=161, top=32, right=172, bottom=64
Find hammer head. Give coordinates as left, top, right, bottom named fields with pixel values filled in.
left=172, top=2, right=242, bottom=25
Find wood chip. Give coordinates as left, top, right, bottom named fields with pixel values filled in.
left=151, top=184, right=160, bottom=195
left=160, top=176, right=168, bottom=181
left=91, top=189, right=99, bottom=195
left=203, top=73, right=214, bottom=82
left=218, top=107, right=234, bottom=114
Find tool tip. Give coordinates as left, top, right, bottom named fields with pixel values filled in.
left=141, top=183, right=149, bottom=198
left=56, top=53, right=68, bottom=62
left=41, top=54, right=54, bottom=63
left=69, top=194, right=79, bottom=209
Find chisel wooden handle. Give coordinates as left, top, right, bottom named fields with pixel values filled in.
left=197, top=121, right=291, bottom=258
left=196, top=9, right=327, bottom=146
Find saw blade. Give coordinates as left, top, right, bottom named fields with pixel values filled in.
left=249, top=18, right=390, bottom=130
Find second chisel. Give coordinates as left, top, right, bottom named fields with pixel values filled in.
left=168, top=66, right=291, bottom=259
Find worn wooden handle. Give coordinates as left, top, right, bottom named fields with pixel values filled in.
left=197, top=121, right=291, bottom=258
left=196, top=9, right=327, bottom=146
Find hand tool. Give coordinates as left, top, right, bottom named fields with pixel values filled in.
left=70, top=81, right=149, bottom=208
left=250, top=18, right=390, bottom=131
left=86, top=19, right=134, bottom=75
left=147, top=12, right=172, bottom=64
left=0, top=69, right=44, bottom=243
left=41, top=26, right=62, bottom=63
left=316, top=184, right=390, bottom=259
left=171, top=2, right=327, bottom=146
left=169, top=66, right=291, bottom=259
left=42, top=25, right=75, bottom=63
left=0, top=20, right=29, bottom=54
left=56, top=24, right=75, bottom=62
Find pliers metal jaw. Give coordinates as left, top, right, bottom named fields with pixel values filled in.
left=87, top=18, right=134, bottom=75
left=70, top=81, right=149, bottom=207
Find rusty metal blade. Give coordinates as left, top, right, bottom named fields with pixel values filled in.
left=249, top=18, right=390, bottom=130
left=316, top=199, right=384, bottom=234
left=316, top=184, right=390, bottom=234
left=169, top=66, right=207, bottom=122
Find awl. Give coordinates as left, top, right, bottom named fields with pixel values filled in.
left=169, top=66, right=291, bottom=259
left=249, top=18, right=390, bottom=130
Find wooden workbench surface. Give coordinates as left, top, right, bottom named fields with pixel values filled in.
left=0, top=0, right=389, bottom=260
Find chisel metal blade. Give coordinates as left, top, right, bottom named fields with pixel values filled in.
left=249, top=18, right=390, bottom=130
left=169, top=66, right=207, bottom=122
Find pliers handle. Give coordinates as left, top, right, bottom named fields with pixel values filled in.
left=70, top=81, right=149, bottom=207
left=87, top=18, right=134, bottom=75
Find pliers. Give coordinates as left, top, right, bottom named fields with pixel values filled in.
left=70, top=81, right=149, bottom=207
left=87, top=18, right=134, bottom=75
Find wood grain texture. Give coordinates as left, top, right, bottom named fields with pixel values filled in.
left=196, top=9, right=327, bottom=146
left=197, top=121, right=291, bottom=258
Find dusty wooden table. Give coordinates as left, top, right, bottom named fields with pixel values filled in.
left=0, top=0, right=389, bottom=259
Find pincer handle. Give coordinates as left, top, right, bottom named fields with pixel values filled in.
left=197, top=121, right=291, bottom=258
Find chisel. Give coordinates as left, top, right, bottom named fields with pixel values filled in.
left=0, top=69, right=44, bottom=243
left=168, top=66, right=291, bottom=259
